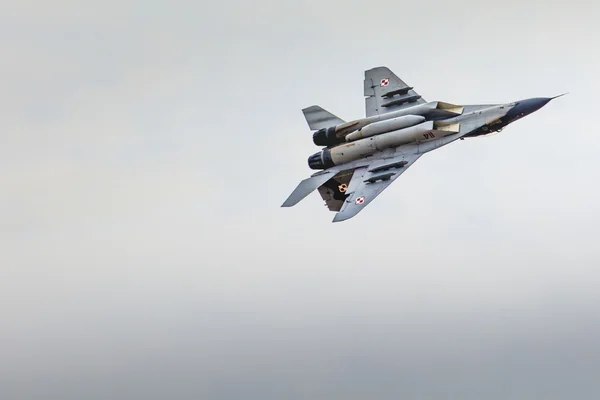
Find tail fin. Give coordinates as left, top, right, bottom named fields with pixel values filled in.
left=302, top=105, right=345, bottom=130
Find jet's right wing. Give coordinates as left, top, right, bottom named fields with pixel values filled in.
left=364, top=67, right=426, bottom=117
left=332, top=152, right=422, bottom=222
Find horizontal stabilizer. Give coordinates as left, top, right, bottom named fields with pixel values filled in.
left=302, top=106, right=345, bottom=130
left=281, top=171, right=337, bottom=207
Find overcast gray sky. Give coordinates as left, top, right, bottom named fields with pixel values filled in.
left=1, top=0, right=600, bottom=399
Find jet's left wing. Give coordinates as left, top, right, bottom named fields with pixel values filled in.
left=364, top=66, right=426, bottom=117
left=332, top=152, right=422, bottom=222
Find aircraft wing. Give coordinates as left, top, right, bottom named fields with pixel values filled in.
left=332, top=152, right=422, bottom=222
left=364, top=67, right=426, bottom=117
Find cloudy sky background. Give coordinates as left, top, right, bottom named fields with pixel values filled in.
left=1, top=1, right=600, bottom=399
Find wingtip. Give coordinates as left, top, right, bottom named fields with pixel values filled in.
left=331, top=211, right=356, bottom=223
left=332, top=214, right=346, bottom=223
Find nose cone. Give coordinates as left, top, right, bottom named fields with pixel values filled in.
left=505, top=97, right=553, bottom=121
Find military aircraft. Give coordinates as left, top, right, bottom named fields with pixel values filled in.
left=282, top=66, right=561, bottom=222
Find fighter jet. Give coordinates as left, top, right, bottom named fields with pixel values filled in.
left=282, top=66, right=561, bottom=222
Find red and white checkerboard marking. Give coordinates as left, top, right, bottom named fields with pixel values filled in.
left=380, top=78, right=390, bottom=87
left=355, top=196, right=365, bottom=205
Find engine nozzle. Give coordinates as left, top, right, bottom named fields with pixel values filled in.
left=307, top=149, right=334, bottom=170
left=312, top=127, right=342, bottom=146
